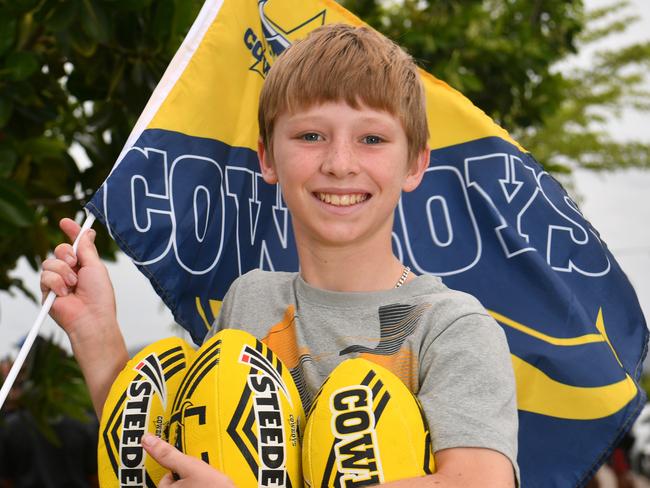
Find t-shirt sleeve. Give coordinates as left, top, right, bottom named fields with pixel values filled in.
left=417, top=311, right=519, bottom=480
left=204, top=275, right=241, bottom=343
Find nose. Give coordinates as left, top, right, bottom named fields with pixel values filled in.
left=320, top=138, right=360, bottom=178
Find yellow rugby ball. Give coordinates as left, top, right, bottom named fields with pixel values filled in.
left=303, top=358, right=435, bottom=487
left=99, top=337, right=196, bottom=487
left=168, top=329, right=305, bottom=487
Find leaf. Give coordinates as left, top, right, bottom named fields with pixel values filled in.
left=106, top=0, right=153, bottom=12
left=106, top=59, right=125, bottom=99
left=130, top=58, right=144, bottom=86
left=0, top=181, right=33, bottom=228
left=44, top=1, right=80, bottom=31
left=5, top=51, right=39, bottom=81
left=81, top=0, right=111, bottom=43
left=70, top=27, right=97, bottom=57
left=19, top=136, right=67, bottom=162
left=152, top=0, right=174, bottom=43
left=0, top=97, right=13, bottom=128
left=0, top=147, right=18, bottom=178
left=170, top=0, right=201, bottom=49
left=15, top=336, right=94, bottom=445
left=30, top=212, right=51, bottom=260
left=0, top=16, right=16, bottom=56
left=5, top=0, right=40, bottom=16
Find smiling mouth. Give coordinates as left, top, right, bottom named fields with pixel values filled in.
left=315, top=192, right=369, bottom=206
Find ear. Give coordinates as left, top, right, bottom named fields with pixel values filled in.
left=258, top=138, right=278, bottom=184
left=402, top=146, right=430, bottom=192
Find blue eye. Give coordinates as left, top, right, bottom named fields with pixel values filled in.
left=363, top=135, right=383, bottom=144
left=301, top=133, right=321, bottom=142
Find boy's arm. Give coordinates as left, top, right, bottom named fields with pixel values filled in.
left=415, top=308, right=520, bottom=486
left=40, top=218, right=128, bottom=417
left=67, top=313, right=128, bottom=418
left=382, top=447, right=516, bottom=487
left=140, top=438, right=515, bottom=488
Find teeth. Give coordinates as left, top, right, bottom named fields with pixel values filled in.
left=317, top=193, right=368, bottom=206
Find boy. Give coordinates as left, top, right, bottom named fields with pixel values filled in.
left=41, top=24, right=518, bottom=486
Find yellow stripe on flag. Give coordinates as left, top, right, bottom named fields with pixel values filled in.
left=512, top=354, right=638, bottom=420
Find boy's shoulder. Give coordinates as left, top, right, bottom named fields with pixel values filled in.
left=226, top=269, right=297, bottom=301
left=213, top=270, right=298, bottom=337
left=401, top=276, right=499, bottom=341
left=233, top=268, right=296, bottom=286
left=402, top=274, right=487, bottom=311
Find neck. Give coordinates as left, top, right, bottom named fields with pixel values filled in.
left=296, top=239, right=410, bottom=292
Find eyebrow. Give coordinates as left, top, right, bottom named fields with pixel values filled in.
left=286, top=114, right=397, bottom=129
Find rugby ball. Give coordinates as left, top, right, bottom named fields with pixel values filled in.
left=98, top=337, right=196, bottom=487
left=302, top=358, right=435, bottom=487
left=168, top=328, right=305, bottom=487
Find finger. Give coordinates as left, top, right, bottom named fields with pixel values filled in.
left=42, top=258, right=78, bottom=287
left=75, top=228, right=100, bottom=267
left=60, top=217, right=99, bottom=266
left=157, top=472, right=176, bottom=488
left=142, top=433, right=199, bottom=478
left=40, top=270, right=70, bottom=297
left=54, top=243, right=77, bottom=268
left=41, top=258, right=77, bottom=285
left=59, top=218, right=81, bottom=243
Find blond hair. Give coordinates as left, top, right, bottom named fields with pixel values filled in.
left=258, top=24, right=428, bottom=164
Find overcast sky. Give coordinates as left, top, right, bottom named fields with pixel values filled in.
left=0, top=0, right=648, bottom=360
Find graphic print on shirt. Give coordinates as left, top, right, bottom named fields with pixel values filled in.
left=341, top=303, right=431, bottom=391
left=262, top=305, right=313, bottom=410
left=262, top=303, right=430, bottom=409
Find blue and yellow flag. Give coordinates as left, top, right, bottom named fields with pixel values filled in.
left=86, top=0, right=648, bottom=485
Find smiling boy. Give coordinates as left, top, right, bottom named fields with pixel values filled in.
left=41, top=23, right=518, bottom=487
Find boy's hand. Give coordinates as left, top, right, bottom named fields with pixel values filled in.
left=142, top=433, right=236, bottom=488
left=40, top=218, right=116, bottom=339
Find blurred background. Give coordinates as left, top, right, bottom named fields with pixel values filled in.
left=0, top=0, right=648, bottom=486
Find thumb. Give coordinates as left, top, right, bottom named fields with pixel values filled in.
left=59, top=217, right=100, bottom=267
left=142, top=433, right=199, bottom=478
left=75, top=228, right=100, bottom=266
left=59, top=217, right=81, bottom=242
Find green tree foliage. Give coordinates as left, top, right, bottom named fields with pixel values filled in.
left=0, top=336, right=93, bottom=444
left=0, top=0, right=648, bottom=298
left=0, top=0, right=202, bottom=297
left=518, top=1, right=650, bottom=171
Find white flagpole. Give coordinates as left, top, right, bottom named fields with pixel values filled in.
left=0, top=212, right=96, bottom=411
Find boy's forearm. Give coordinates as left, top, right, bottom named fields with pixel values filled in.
left=379, top=448, right=516, bottom=488
left=69, top=319, right=128, bottom=418
left=380, top=473, right=515, bottom=488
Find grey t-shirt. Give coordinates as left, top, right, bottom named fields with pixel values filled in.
left=207, top=269, right=518, bottom=476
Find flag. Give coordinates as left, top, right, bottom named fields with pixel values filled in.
left=85, top=0, right=648, bottom=486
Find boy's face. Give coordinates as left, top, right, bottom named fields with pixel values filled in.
left=258, top=101, right=428, bottom=250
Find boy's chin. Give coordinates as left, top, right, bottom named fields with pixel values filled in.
left=300, top=223, right=392, bottom=249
